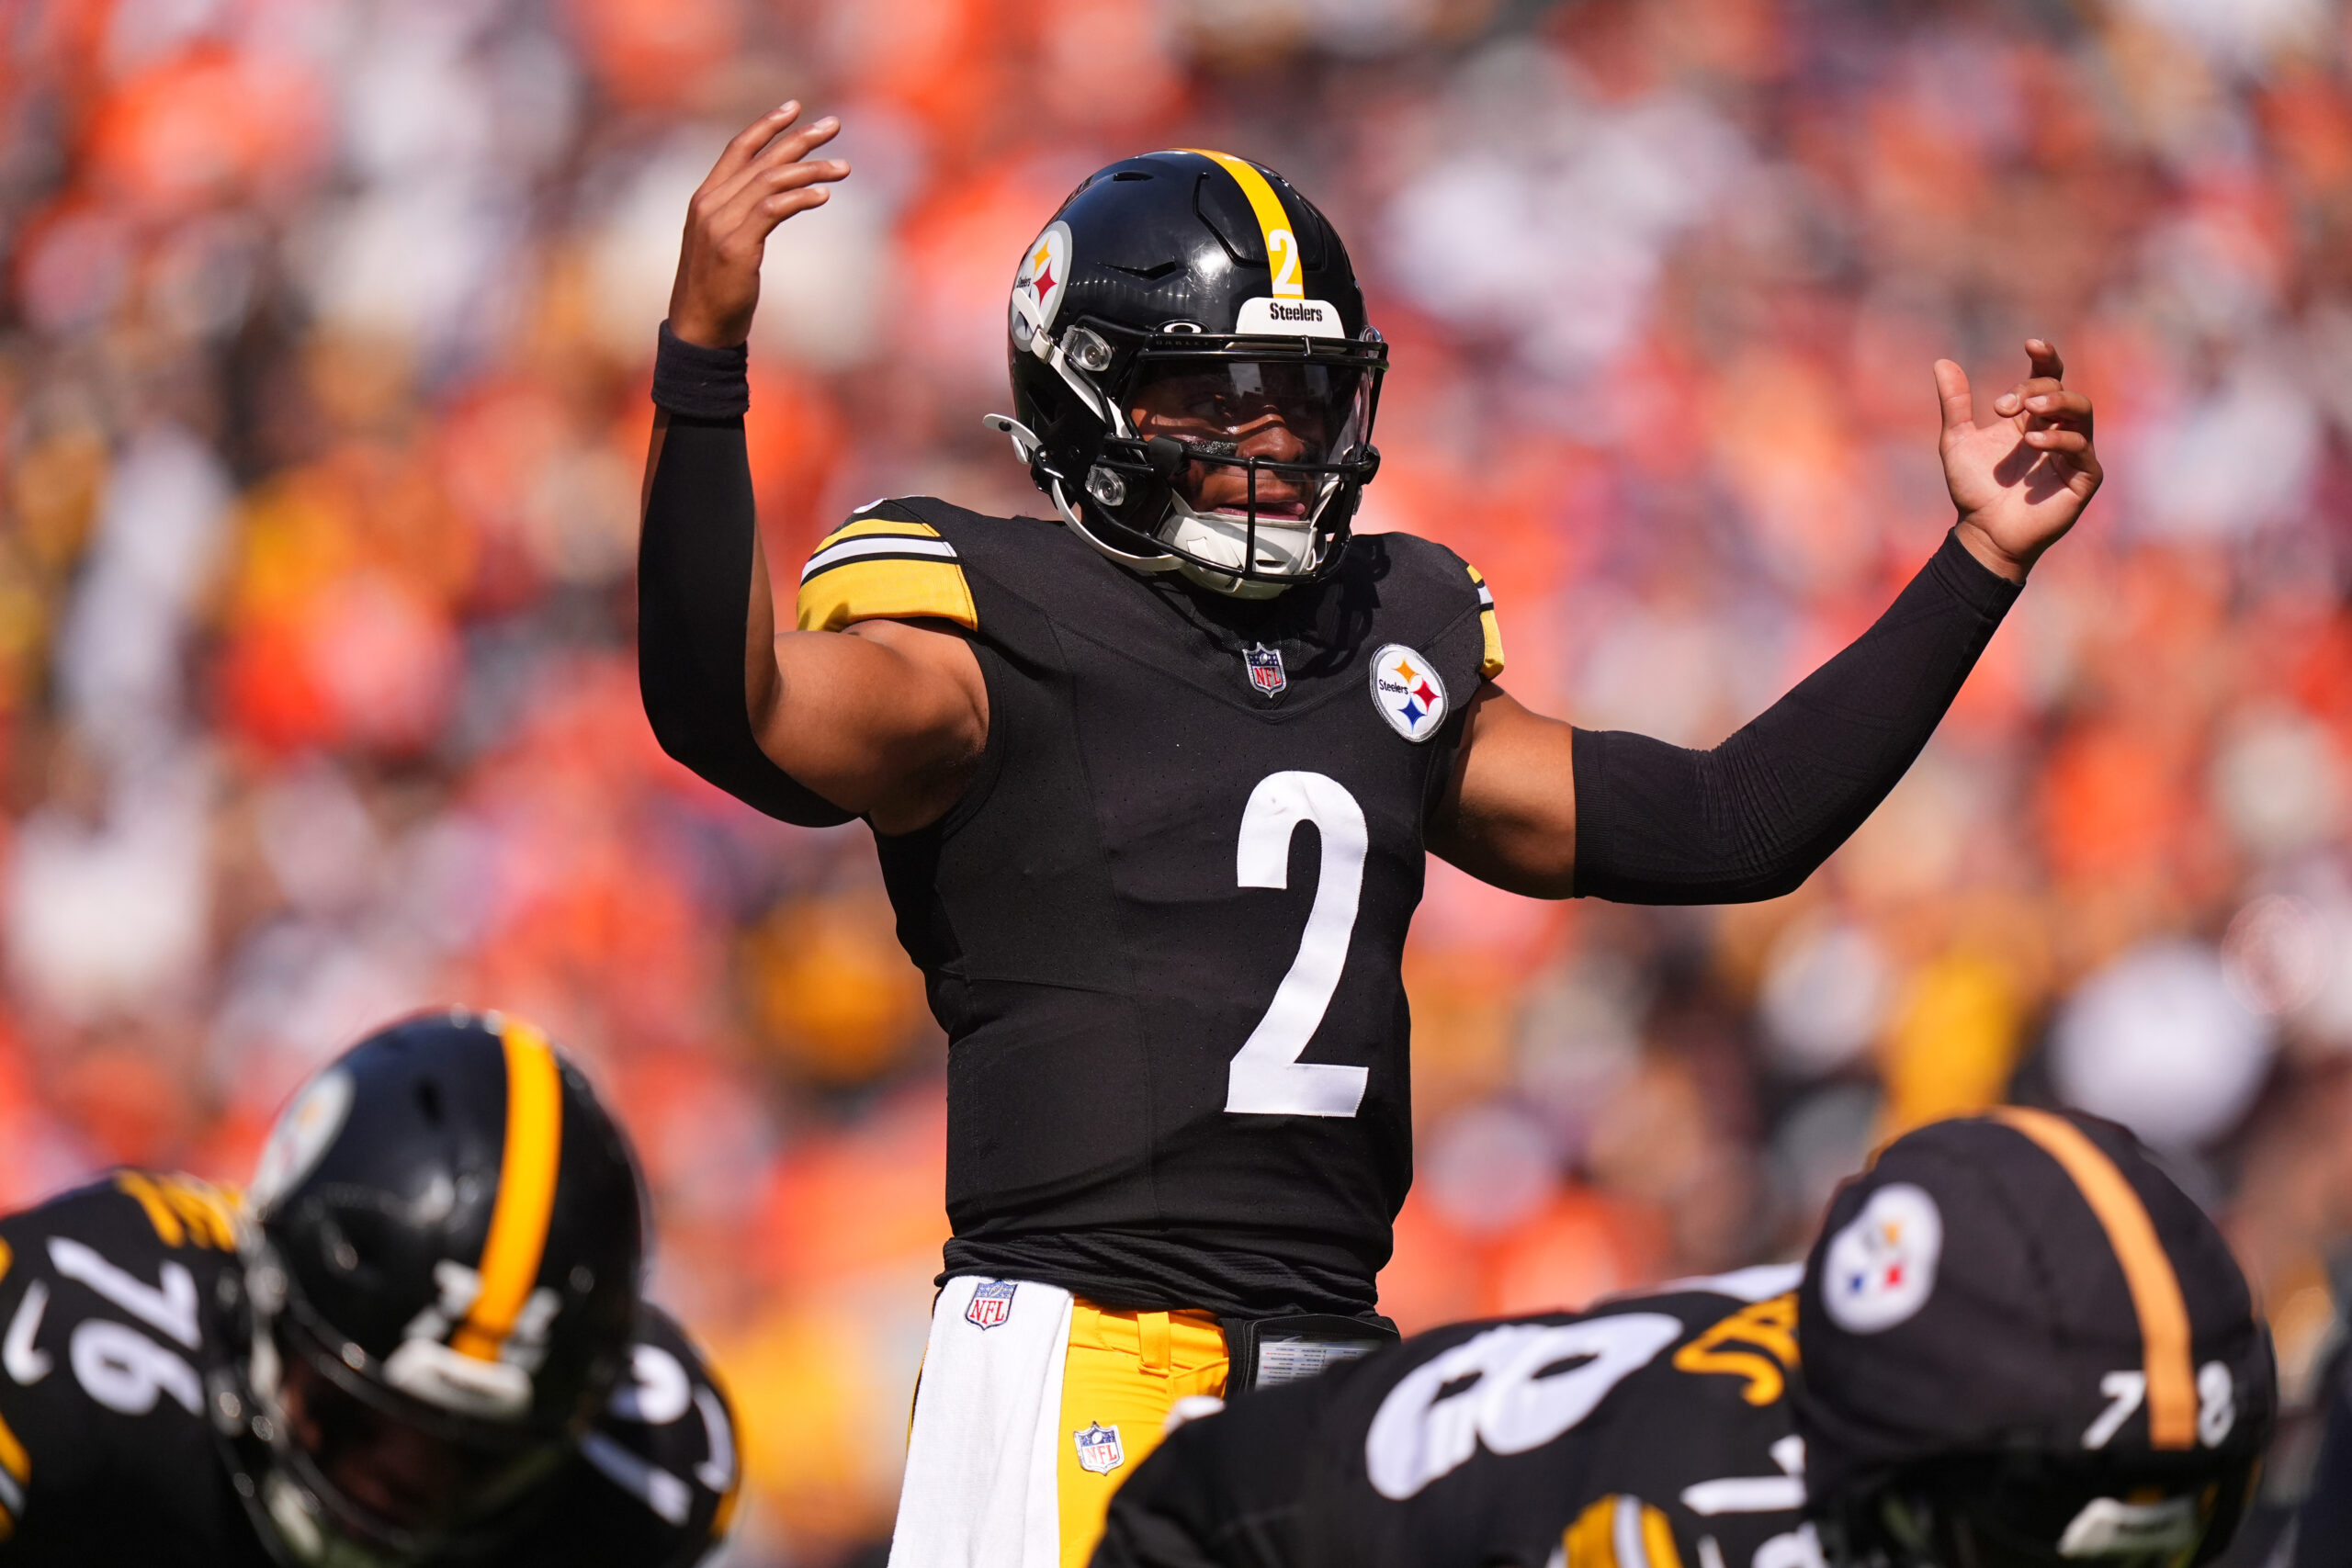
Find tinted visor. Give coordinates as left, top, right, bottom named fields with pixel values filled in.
left=1124, top=358, right=1374, bottom=467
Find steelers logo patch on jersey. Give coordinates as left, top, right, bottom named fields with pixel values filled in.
left=1369, top=643, right=1447, bottom=742
left=1822, top=1181, right=1943, bottom=1334
left=1011, top=220, right=1073, bottom=354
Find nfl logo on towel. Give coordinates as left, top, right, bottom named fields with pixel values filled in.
left=1244, top=642, right=1286, bottom=697
left=965, top=1280, right=1017, bottom=1330
left=1073, top=1422, right=1125, bottom=1475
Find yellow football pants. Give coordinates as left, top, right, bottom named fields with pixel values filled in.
left=1056, top=1302, right=1228, bottom=1568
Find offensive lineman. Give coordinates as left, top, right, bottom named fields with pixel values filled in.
left=636, top=106, right=2105, bottom=1567
left=1094, top=1110, right=2277, bottom=1568
left=0, top=1012, right=737, bottom=1566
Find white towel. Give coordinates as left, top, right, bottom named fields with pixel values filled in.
left=887, top=1276, right=1076, bottom=1568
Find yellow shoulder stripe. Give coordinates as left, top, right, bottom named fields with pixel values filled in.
left=116, top=1172, right=241, bottom=1251
left=1563, top=1495, right=1682, bottom=1568
left=813, top=515, right=944, bottom=553
left=1989, top=1108, right=2198, bottom=1450
left=1173, top=150, right=1304, bottom=299
left=797, top=558, right=978, bottom=634
left=0, top=1404, right=29, bottom=1534
left=1465, top=564, right=1504, bottom=678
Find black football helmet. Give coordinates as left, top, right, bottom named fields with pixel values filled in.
left=1796, top=1110, right=2274, bottom=1568
left=988, top=149, right=1386, bottom=599
left=219, top=1010, right=646, bottom=1565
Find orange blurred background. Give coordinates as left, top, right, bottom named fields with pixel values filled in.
left=3, top=0, right=2351, bottom=1558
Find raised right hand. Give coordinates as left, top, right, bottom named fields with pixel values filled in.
left=667, top=103, right=849, bottom=348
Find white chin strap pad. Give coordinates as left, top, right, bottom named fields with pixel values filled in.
left=1164, top=510, right=1314, bottom=577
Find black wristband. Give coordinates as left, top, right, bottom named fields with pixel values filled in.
left=651, top=321, right=750, bottom=419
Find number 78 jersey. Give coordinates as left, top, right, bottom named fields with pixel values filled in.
left=797, top=497, right=1507, bottom=1318
left=1095, top=1270, right=1823, bottom=1568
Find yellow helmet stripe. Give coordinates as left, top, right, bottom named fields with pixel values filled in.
left=1989, top=1107, right=2197, bottom=1449
left=452, top=1020, right=566, bottom=1362
left=1173, top=150, right=1306, bottom=299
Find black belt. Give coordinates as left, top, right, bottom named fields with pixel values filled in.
left=1222, top=1313, right=1399, bottom=1394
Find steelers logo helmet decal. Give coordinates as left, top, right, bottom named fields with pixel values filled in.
left=1822, top=1181, right=1944, bottom=1334
left=1370, top=643, right=1447, bottom=742
left=248, top=1065, right=355, bottom=1214
left=1010, top=220, right=1074, bottom=354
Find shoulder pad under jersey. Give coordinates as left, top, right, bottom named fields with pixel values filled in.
left=0, top=1172, right=246, bottom=1543
left=559, top=1301, right=741, bottom=1567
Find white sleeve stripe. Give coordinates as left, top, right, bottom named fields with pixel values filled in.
left=1476, top=585, right=1495, bottom=606
left=0, top=1462, right=22, bottom=1518
left=1613, top=1495, right=1649, bottom=1568
left=801, top=535, right=960, bottom=581
left=1679, top=1474, right=1807, bottom=1515
left=581, top=1432, right=694, bottom=1526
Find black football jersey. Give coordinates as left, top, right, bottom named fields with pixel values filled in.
left=0, top=1173, right=736, bottom=1566
left=796, top=501, right=1507, bottom=1318
left=1093, top=1268, right=1826, bottom=1568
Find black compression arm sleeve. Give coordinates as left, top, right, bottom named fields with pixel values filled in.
left=1570, top=529, right=2020, bottom=904
left=638, top=333, right=855, bottom=828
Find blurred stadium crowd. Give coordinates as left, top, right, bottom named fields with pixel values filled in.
left=1, top=0, right=2349, bottom=1558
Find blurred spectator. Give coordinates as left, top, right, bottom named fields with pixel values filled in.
left=3, top=0, right=2352, bottom=1560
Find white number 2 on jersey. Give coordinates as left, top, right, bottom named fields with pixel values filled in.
left=1226, top=771, right=1370, bottom=1118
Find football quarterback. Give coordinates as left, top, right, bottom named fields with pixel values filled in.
left=636, top=105, right=2103, bottom=1568
left=1093, top=1109, right=2276, bottom=1568
left=0, top=1011, right=737, bottom=1566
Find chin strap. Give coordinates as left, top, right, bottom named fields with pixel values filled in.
left=982, top=414, right=1181, bottom=573
left=977, top=415, right=1327, bottom=602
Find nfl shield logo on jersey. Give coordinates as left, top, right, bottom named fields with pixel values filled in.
left=1245, top=642, right=1286, bottom=698
left=1369, top=643, right=1446, bottom=742
left=1073, top=1422, right=1125, bottom=1474
left=965, top=1280, right=1017, bottom=1330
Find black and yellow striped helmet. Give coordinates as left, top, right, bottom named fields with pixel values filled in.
left=991, top=149, right=1386, bottom=599
left=229, top=1010, right=645, bottom=1562
left=1796, top=1109, right=2275, bottom=1568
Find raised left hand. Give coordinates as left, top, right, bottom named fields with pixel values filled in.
left=1935, top=338, right=2101, bottom=581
